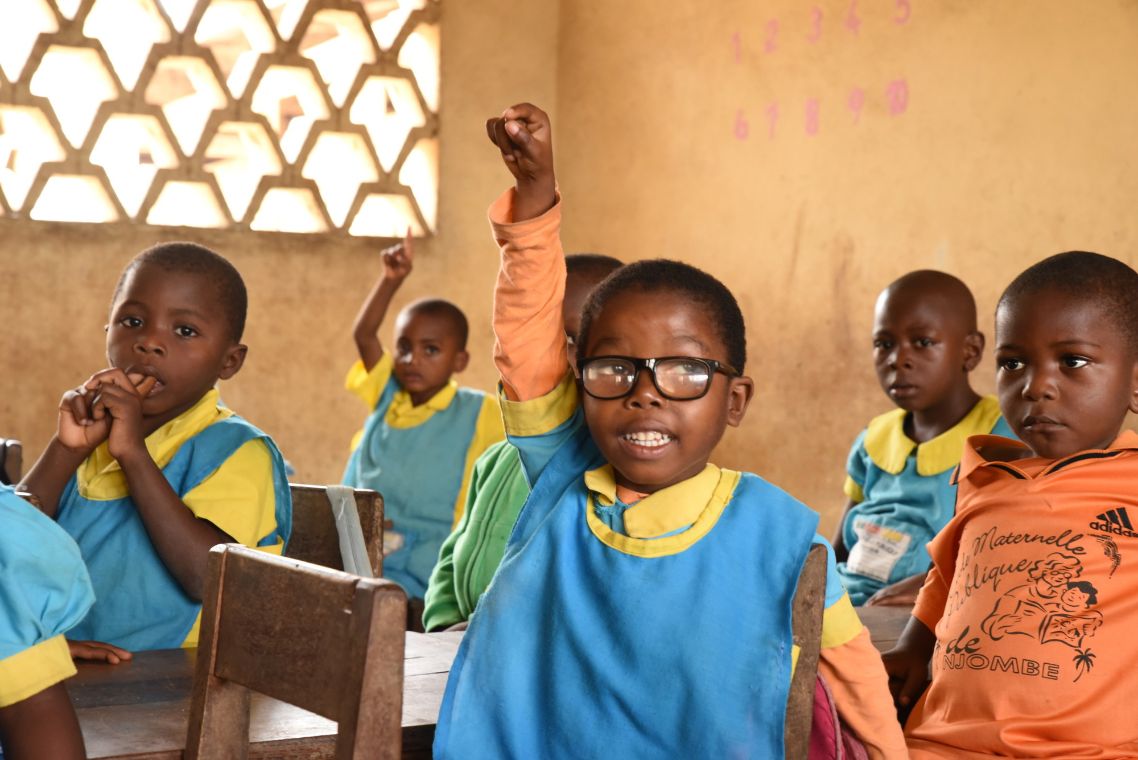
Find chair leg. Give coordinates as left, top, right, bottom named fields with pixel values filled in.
left=186, top=676, right=252, bottom=760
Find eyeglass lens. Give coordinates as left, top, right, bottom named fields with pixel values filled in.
left=584, top=358, right=713, bottom=399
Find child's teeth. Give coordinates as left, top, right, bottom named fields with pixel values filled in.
left=624, top=431, right=672, bottom=447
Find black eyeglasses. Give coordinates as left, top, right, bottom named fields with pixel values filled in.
left=577, top=356, right=740, bottom=400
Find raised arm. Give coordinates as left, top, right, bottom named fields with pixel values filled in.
left=485, top=103, right=566, bottom=401
left=352, top=231, right=413, bottom=371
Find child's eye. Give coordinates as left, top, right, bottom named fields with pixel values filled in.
left=424, top=345, right=440, bottom=356
left=1062, top=355, right=1089, bottom=369
left=998, top=358, right=1025, bottom=372
left=873, top=339, right=892, bottom=350
left=914, top=337, right=934, bottom=348
left=175, top=325, right=198, bottom=338
left=119, top=316, right=143, bottom=328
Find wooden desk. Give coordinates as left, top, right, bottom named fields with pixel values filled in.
left=859, top=604, right=911, bottom=653
left=73, top=631, right=463, bottom=759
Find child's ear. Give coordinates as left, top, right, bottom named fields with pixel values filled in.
left=218, top=344, right=248, bottom=380
left=453, top=350, right=470, bottom=374
left=1128, top=360, right=1138, bottom=415
left=725, top=376, right=755, bottom=427
left=963, top=330, right=985, bottom=372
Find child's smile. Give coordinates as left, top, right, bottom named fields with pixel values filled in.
left=580, top=289, right=752, bottom=494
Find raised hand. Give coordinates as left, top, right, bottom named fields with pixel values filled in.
left=381, top=229, right=414, bottom=282
left=485, top=102, right=556, bottom=220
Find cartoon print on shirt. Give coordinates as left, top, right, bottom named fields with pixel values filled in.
left=980, top=553, right=1104, bottom=681
left=1093, top=533, right=1121, bottom=577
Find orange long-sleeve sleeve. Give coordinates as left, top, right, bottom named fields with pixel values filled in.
left=820, top=626, right=909, bottom=759
left=488, top=187, right=567, bottom=402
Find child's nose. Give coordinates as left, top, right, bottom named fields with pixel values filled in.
left=1021, top=368, right=1057, bottom=400
left=134, top=330, right=166, bottom=357
left=624, top=369, right=664, bottom=408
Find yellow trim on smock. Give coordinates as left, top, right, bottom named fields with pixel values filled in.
left=0, top=634, right=76, bottom=707
left=820, top=593, right=864, bottom=648
left=584, top=465, right=742, bottom=557
left=842, top=475, right=864, bottom=503
left=499, top=371, right=579, bottom=437
left=863, top=395, right=1003, bottom=476
left=77, top=388, right=232, bottom=500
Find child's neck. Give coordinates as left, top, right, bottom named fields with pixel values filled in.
left=904, top=386, right=982, bottom=444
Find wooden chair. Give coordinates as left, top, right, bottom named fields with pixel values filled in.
left=285, top=484, right=384, bottom=577
left=785, top=543, right=828, bottom=758
left=186, top=544, right=407, bottom=760
left=0, top=438, right=22, bottom=486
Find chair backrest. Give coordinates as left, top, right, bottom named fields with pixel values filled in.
left=285, top=484, right=384, bottom=577
left=186, top=545, right=407, bottom=760
left=1, top=439, right=22, bottom=486
left=785, top=543, right=828, bottom=758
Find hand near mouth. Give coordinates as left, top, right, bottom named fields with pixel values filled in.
left=57, top=369, right=159, bottom=458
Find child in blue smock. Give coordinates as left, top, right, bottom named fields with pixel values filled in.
left=432, top=104, right=907, bottom=759
left=342, top=232, right=504, bottom=600
left=0, top=485, right=94, bottom=759
left=21, top=243, right=291, bottom=653
left=834, top=271, right=1014, bottom=606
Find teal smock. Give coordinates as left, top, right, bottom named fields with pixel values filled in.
left=0, top=485, right=94, bottom=707
left=57, top=415, right=291, bottom=651
left=343, top=374, right=487, bottom=598
left=433, top=409, right=821, bottom=759
left=839, top=395, right=1014, bottom=604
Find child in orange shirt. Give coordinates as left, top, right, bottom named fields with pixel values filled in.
left=884, top=251, right=1138, bottom=757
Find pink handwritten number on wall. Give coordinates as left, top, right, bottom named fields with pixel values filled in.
left=845, top=0, right=861, bottom=35
left=734, top=109, right=749, bottom=140
left=764, top=19, right=779, bottom=53
left=804, top=98, right=820, bottom=136
left=731, top=31, right=742, bottom=63
left=766, top=103, right=779, bottom=139
left=847, top=87, right=866, bottom=123
left=886, top=78, right=909, bottom=115
left=895, top=0, right=912, bottom=24
left=807, top=7, right=823, bottom=43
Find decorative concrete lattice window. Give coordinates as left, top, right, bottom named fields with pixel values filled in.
left=0, top=0, right=439, bottom=237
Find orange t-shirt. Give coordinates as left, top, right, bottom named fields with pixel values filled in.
left=907, top=431, right=1138, bottom=758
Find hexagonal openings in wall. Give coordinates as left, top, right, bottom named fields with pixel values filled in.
left=0, top=0, right=439, bottom=236
left=0, top=106, right=66, bottom=211
left=0, top=0, right=58, bottom=83
left=196, top=0, right=276, bottom=98
left=85, top=0, right=172, bottom=90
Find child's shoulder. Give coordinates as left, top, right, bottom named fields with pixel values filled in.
left=732, top=469, right=820, bottom=522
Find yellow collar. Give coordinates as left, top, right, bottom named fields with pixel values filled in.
left=583, top=464, right=739, bottom=559
left=385, top=380, right=459, bottom=428
left=79, top=389, right=232, bottom=499
left=864, top=395, right=1002, bottom=476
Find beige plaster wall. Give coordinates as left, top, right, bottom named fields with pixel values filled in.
left=0, top=0, right=560, bottom=487
left=552, top=0, right=1138, bottom=534
left=5, top=1, right=1138, bottom=539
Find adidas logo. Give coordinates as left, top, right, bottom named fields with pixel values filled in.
left=1089, top=508, right=1138, bottom=538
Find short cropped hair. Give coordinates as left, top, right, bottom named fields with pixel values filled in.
left=998, top=251, right=1138, bottom=352
left=404, top=298, right=470, bottom=349
left=577, top=259, right=747, bottom=373
left=114, top=242, right=247, bottom=342
left=566, top=252, right=623, bottom=282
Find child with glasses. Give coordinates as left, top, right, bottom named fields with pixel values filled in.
left=885, top=252, right=1138, bottom=757
left=432, top=103, right=906, bottom=759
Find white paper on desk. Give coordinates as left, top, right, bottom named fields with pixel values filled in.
left=325, top=485, right=375, bottom=578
